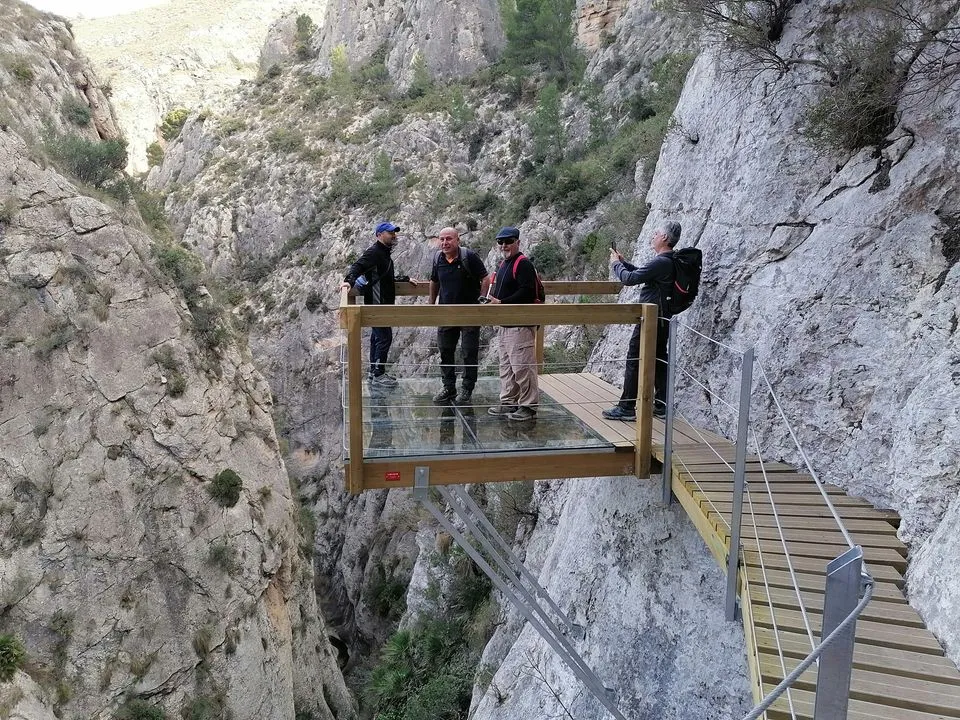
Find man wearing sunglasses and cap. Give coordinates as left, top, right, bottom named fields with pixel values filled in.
left=486, top=226, right=539, bottom=422
left=341, top=221, right=418, bottom=388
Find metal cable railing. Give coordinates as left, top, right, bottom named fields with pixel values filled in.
left=667, top=318, right=875, bottom=720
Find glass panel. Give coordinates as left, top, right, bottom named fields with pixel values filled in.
left=355, top=376, right=610, bottom=459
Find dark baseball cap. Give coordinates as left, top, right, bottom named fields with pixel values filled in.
left=375, top=221, right=401, bottom=234
left=495, top=226, right=520, bottom=241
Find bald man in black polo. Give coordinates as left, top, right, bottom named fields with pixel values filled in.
left=428, top=227, right=491, bottom=404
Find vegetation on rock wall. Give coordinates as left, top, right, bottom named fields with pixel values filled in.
left=364, top=545, right=494, bottom=720
left=666, top=0, right=960, bottom=152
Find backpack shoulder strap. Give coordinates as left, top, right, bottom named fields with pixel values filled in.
left=512, top=253, right=525, bottom=278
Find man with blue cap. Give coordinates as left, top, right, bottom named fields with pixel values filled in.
left=341, top=221, right=417, bottom=387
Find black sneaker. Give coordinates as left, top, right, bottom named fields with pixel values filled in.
left=653, top=404, right=667, bottom=419
left=432, top=387, right=456, bottom=404
left=602, top=406, right=636, bottom=421
left=455, top=389, right=473, bottom=405
left=487, top=404, right=518, bottom=416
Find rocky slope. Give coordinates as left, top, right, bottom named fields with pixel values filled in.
left=73, top=0, right=329, bottom=172
left=0, top=3, right=355, bottom=718
left=599, top=0, right=960, bottom=662
left=108, top=0, right=960, bottom=717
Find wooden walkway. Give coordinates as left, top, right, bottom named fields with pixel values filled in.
left=541, top=373, right=960, bottom=720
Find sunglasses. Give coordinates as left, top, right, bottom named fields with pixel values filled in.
left=496, top=237, right=518, bottom=245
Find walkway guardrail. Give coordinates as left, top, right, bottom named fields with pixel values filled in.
left=338, top=282, right=658, bottom=493
left=661, top=317, right=876, bottom=720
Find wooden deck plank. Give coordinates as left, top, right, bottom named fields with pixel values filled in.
left=757, top=657, right=960, bottom=716
left=741, top=550, right=904, bottom=586
left=710, top=512, right=901, bottom=536
left=539, top=375, right=634, bottom=447
left=749, top=585, right=925, bottom=628
left=753, top=627, right=960, bottom=684
left=744, top=567, right=907, bottom=604
left=741, top=537, right=906, bottom=571
left=751, top=605, right=944, bottom=655
left=721, top=525, right=907, bottom=553
left=765, top=686, right=960, bottom=720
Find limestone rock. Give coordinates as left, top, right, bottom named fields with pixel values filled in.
left=0, top=105, right=354, bottom=720
left=313, top=0, right=505, bottom=88
left=72, top=0, right=330, bottom=172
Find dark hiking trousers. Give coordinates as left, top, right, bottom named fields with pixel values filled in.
left=437, top=326, right=480, bottom=391
left=619, top=318, right=670, bottom=411
left=370, top=326, right=393, bottom=376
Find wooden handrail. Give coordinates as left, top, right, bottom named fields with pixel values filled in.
left=355, top=302, right=648, bottom=328
left=392, top=280, right=623, bottom=297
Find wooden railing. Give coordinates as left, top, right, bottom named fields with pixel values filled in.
left=339, top=281, right=658, bottom=494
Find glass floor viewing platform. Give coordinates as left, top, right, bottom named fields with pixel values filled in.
left=339, top=281, right=661, bottom=493
left=357, top=376, right=612, bottom=459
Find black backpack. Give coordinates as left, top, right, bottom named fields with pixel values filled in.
left=665, top=248, right=702, bottom=315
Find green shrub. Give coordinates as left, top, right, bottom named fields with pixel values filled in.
left=219, top=117, right=246, bottom=136
left=167, top=372, right=187, bottom=397
left=146, top=142, right=164, bottom=167
left=62, top=96, right=91, bottom=126
left=295, top=14, right=317, bottom=60
left=0, top=634, right=26, bottom=681
left=7, top=58, right=34, bottom=85
left=529, top=237, right=565, bottom=279
left=47, top=135, right=127, bottom=187
left=369, top=568, right=408, bottom=620
left=803, top=25, right=904, bottom=152
left=115, top=698, right=166, bottom=720
left=501, top=0, right=585, bottom=88
left=267, top=128, right=304, bottom=153
left=209, top=469, right=242, bottom=507
left=304, top=290, right=323, bottom=312
left=159, top=108, right=189, bottom=140
left=207, top=542, right=237, bottom=572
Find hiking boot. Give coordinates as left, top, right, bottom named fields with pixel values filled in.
left=370, top=373, right=399, bottom=388
left=454, top=389, right=473, bottom=405
left=653, top=404, right=667, bottom=419
left=507, top=406, right=537, bottom=422
left=432, top=387, right=456, bottom=404
left=602, top=406, right=636, bottom=422
left=487, top=404, right=518, bottom=416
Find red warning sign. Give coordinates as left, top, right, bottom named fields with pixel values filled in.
left=385, top=471, right=401, bottom=482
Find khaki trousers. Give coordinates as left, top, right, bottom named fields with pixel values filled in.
left=498, top=326, right=539, bottom=408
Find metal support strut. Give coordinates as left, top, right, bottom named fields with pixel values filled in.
left=662, top=317, right=679, bottom=506
left=725, top=347, right=754, bottom=621
left=413, top=468, right=627, bottom=720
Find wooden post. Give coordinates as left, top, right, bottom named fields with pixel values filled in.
left=635, top=304, right=658, bottom=478
left=535, top=325, right=545, bottom=373
left=345, top=305, right=364, bottom=494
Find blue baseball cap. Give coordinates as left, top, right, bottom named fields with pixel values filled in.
left=495, top=226, right=520, bottom=240
left=375, top=221, right=401, bottom=234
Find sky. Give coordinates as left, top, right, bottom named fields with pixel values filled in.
left=24, top=0, right=169, bottom=18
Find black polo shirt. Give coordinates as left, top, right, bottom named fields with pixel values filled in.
left=431, top=249, right=487, bottom=304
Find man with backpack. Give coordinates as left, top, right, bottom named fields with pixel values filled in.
left=487, top=226, right=543, bottom=422
left=603, top=220, right=687, bottom=421
left=340, top=221, right=417, bottom=388
left=428, top=227, right=491, bottom=405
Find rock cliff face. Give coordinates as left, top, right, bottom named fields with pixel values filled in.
left=0, top=4, right=354, bottom=718
left=312, top=0, right=504, bottom=87
left=73, top=0, right=329, bottom=172
left=590, top=0, right=960, bottom=661
left=63, top=0, right=960, bottom=716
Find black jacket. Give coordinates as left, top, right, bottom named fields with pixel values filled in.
left=613, top=251, right=675, bottom=317
left=491, top=252, right=536, bottom=304
left=344, top=240, right=395, bottom=305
